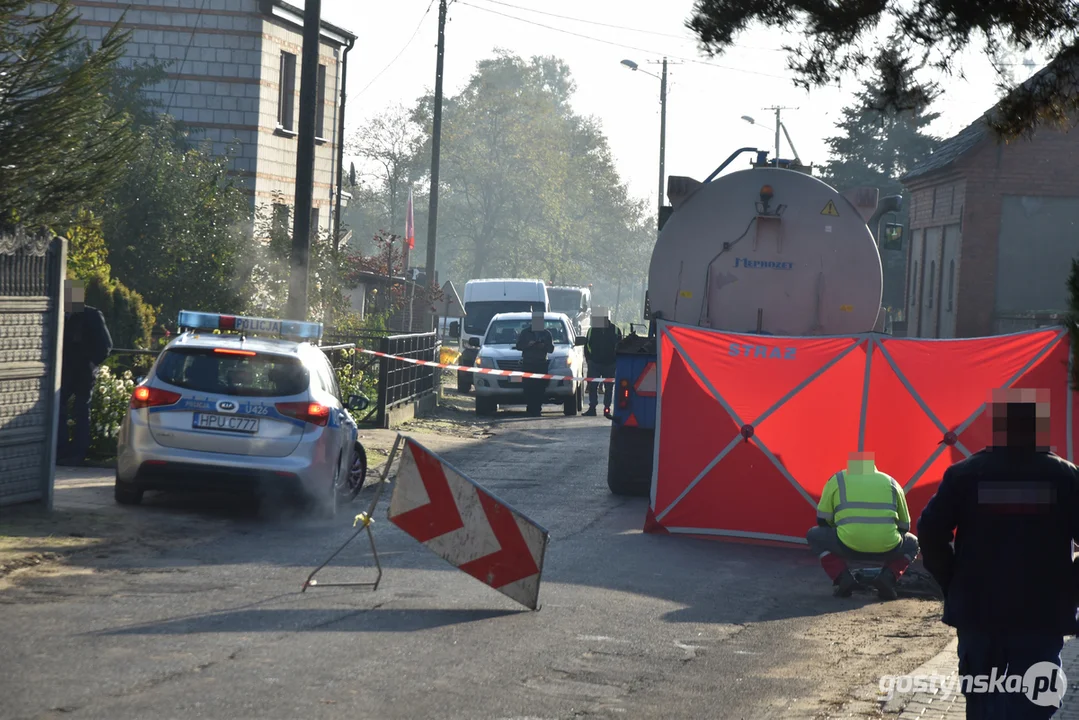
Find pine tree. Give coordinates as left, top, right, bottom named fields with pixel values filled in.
left=0, top=0, right=142, bottom=227
left=821, top=42, right=942, bottom=199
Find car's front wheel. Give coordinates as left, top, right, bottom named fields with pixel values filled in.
left=336, top=440, right=368, bottom=503
left=114, top=476, right=143, bottom=506
left=476, top=395, right=497, bottom=416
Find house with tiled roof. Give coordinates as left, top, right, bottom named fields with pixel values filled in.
left=899, top=66, right=1079, bottom=338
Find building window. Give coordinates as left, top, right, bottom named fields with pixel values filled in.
left=927, top=260, right=935, bottom=308
left=316, top=64, right=327, bottom=139
left=272, top=203, right=290, bottom=238
left=947, top=259, right=955, bottom=312
left=309, top=207, right=320, bottom=238
left=277, top=52, right=296, bottom=131
left=911, top=261, right=918, bottom=306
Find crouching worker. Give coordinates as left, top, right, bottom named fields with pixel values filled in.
left=806, top=452, right=920, bottom=600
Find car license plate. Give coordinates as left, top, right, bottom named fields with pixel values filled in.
left=510, top=375, right=522, bottom=383
left=192, top=413, right=260, bottom=434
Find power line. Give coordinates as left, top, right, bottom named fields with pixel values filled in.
left=469, top=0, right=786, bottom=52
left=356, top=0, right=437, bottom=97
left=468, top=0, right=691, bottom=42
left=456, top=1, right=798, bottom=81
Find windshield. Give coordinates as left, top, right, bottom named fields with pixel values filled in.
left=464, top=300, right=541, bottom=334
left=485, top=318, right=570, bottom=345
left=547, top=289, right=583, bottom=315
left=155, top=347, right=309, bottom=397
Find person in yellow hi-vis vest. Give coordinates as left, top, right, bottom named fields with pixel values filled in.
left=806, top=452, right=920, bottom=600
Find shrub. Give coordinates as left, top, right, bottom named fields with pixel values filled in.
left=84, top=269, right=156, bottom=350
left=58, top=365, right=136, bottom=460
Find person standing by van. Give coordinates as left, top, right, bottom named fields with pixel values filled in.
left=515, top=309, right=554, bottom=417
left=584, top=309, right=621, bottom=418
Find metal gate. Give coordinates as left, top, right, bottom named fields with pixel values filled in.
left=0, top=228, right=66, bottom=509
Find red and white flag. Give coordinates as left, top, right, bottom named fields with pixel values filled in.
left=388, top=438, right=549, bottom=610
left=404, top=187, right=415, bottom=250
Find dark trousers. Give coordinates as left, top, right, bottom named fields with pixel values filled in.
left=587, top=361, right=615, bottom=408
left=58, top=383, right=92, bottom=462
left=522, top=359, right=547, bottom=416
left=805, top=526, right=920, bottom=582
left=957, top=631, right=1065, bottom=718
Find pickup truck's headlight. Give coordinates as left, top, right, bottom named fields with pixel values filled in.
left=475, top=356, right=492, bottom=368
left=552, top=355, right=572, bottom=368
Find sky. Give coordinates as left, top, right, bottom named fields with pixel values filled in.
left=311, top=0, right=1048, bottom=210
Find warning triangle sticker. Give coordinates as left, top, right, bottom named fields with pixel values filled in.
left=634, top=362, right=657, bottom=396
left=820, top=200, right=839, bottom=217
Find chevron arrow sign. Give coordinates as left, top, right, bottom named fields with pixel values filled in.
left=388, top=437, right=550, bottom=610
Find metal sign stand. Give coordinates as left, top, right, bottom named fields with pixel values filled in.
left=301, top=435, right=403, bottom=592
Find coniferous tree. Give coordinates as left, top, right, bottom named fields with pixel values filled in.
left=821, top=42, right=942, bottom=199
left=0, top=0, right=141, bottom=227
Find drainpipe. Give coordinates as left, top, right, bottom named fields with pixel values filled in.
left=333, top=35, right=355, bottom=257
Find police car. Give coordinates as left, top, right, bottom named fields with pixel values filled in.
left=114, top=311, right=370, bottom=515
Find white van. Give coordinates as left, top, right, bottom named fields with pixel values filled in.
left=455, top=279, right=549, bottom=392
left=547, top=286, right=592, bottom=336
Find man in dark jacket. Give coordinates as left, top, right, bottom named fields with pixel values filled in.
left=583, top=309, right=622, bottom=418
left=514, top=309, right=554, bottom=417
left=57, top=280, right=113, bottom=465
left=917, top=388, right=1079, bottom=718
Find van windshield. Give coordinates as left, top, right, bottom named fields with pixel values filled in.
left=548, top=289, right=583, bottom=316
left=464, top=301, right=539, bottom=335
left=155, top=347, right=308, bottom=397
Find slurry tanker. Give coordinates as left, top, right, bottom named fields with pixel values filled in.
left=607, top=149, right=898, bottom=495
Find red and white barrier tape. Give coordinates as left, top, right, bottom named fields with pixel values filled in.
left=356, top=348, right=615, bottom=383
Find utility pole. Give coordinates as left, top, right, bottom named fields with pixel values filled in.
left=285, top=0, right=323, bottom=321
left=658, top=57, right=667, bottom=230
left=763, top=106, right=796, bottom=165
left=425, top=0, right=447, bottom=305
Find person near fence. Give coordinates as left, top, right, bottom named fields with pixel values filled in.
left=917, top=388, right=1079, bottom=719
left=514, top=309, right=553, bottom=417
left=583, top=308, right=622, bottom=418
left=57, top=279, right=113, bottom=466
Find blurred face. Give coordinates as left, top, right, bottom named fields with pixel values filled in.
left=64, top=279, right=85, bottom=313
left=847, top=451, right=875, bottom=474
left=989, top=388, right=1051, bottom=449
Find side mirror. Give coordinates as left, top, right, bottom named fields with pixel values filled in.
left=449, top=320, right=460, bottom=339
left=468, top=337, right=481, bottom=348
left=347, top=394, right=370, bottom=412
left=574, top=336, right=587, bottom=346
left=135, top=376, right=146, bottom=385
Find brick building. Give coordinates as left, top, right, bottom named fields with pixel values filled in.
left=67, top=0, right=356, bottom=237
left=900, top=78, right=1079, bottom=338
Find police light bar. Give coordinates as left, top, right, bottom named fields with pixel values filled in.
left=177, top=311, right=323, bottom=341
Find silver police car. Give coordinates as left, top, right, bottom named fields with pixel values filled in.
left=114, top=311, right=369, bottom=514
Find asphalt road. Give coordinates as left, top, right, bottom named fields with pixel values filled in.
left=0, top=407, right=950, bottom=720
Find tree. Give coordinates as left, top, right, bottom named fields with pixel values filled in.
left=101, top=115, right=252, bottom=325
left=348, top=104, right=424, bottom=236
left=0, top=0, right=142, bottom=227
left=686, top=0, right=1079, bottom=138
left=410, top=51, right=645, bottom=285
left=820, top=43, right=942, bottom=197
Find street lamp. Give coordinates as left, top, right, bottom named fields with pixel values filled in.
left=741, top=114, right=801, bottom=165
left=622, top=57, right=668, bottom=235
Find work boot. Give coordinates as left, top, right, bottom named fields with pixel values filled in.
left=873, top=569, right=899, bottom=601
left=833, top=569, right=857, bottom=598
left=583, top=406, right=597, bottom=416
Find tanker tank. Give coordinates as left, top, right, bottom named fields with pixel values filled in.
left=647, top=166, right=884, bottom=335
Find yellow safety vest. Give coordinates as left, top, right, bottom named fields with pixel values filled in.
left=816, top=469, right=911, bottom=554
